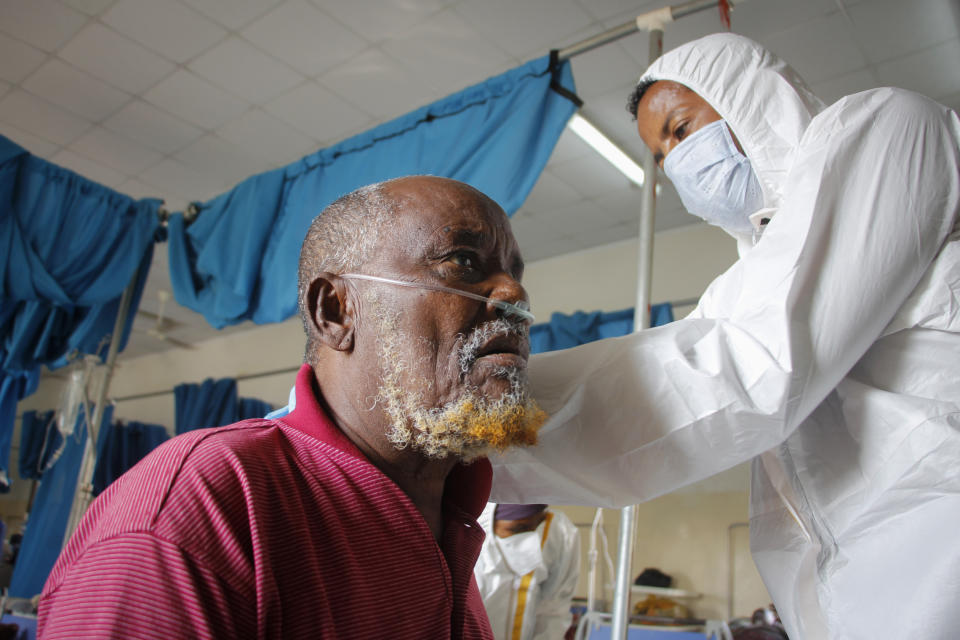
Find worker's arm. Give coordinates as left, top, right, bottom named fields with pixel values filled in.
left=38, top=533, right=254, bottom=639
left=491, top=89, right=960, bottom=506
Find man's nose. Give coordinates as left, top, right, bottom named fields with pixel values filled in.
left=486, top=273, right=531, bottom=321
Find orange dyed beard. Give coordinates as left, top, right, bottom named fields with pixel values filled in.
left=375, top=317, right=546, bottom=462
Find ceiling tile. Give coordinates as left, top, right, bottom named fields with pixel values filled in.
left=144, top=70, right=250, bottom=130
left=319, top=48, right=439, bottom=120
left=579, top=84, right=650, bottom=163
left=264, top=81, right=372, bottom=144
left=453, top=0, right=592, bottom=60
left=876, top=38, right=960, bottom=101
left=118, top=178, right=188, bottom=213
left=546, top=127, right=595, bottom=166
left=0, top=124, right=61, bottom=158
left=189, top=36, right=304, bottom=104
left=0, top=80, right=8, bottom=98
left=101, top=0, right=228, bottom=64
left=51, top=149, right=129, bottom=188
left=69, top=127, right=164, bottom=175
left=310, top=0, right=449, bottom=44
left=217, top=108, right=319, bottom=167
left=140, top=158, right=226, bottom=202
left=0, top=89, right=90, bottom=145
left=810, top=68, right=879, bottom=105
left=103, top=100, right=202, bottom=154
left=848, top=0, right=958, bottom=64
left=574, top=0, right=660, bottom=23
left=570, top=41, right=643, bottom=100
left=759, top=14, right=867, bottom=85
left=0, top=0, right=86, bottom=52
left=0, top=33, right=47, bottom=84
left=380, top=9, right=512, bottom=94
left=180, top=0, right=282, bottom=30
left=174, top=134, right=268, bottom=188
left=242, top=0, right=368, bottom=77
left=60, top=0, right=116, bottom=16
left=117, top=178, right=165, bottom=201
left=23, top=59, right=131, bottom=121
left=59, top=23, right=176, bottom=94
left=705, top=0, right=839, bottom=45
left=549, top=201, right=624, bottom=238
left=518, top=169, right=587, bottom=215
left=548, top=152, right=636, bottom=200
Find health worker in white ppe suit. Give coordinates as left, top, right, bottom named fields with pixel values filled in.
left=489, top=33, right=960, bottom=640
left=474, top=504, right=580, bottom=640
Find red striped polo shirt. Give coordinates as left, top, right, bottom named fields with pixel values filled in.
left=39, top=364, right=495, bottom=639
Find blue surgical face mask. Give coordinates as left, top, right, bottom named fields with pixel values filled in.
left=663, top=119, right=764, bottom=235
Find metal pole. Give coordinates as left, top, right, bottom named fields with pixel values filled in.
left=62, top=267, right=140, bottom=546
left=556, top=20, right=640, bottom=61
left=609, top=24, right=664, bottom=640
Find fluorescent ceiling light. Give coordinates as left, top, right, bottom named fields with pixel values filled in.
left=567, top=113, right=645, bottom=187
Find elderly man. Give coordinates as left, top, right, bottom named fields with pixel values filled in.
left=490, top=33, right=960, bottom=640
left=39, top=176, right=546, bottom=638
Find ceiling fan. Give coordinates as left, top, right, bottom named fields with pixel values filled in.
left=135, top=290, right=196, bottom=351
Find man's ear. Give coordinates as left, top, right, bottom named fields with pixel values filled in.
left=306, top=273, right=354, bottom=352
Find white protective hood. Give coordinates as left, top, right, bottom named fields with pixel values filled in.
left=491, top=33, right=960, bottom=639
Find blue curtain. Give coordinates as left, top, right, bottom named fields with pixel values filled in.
left=175, top=377, right=273, bottom=434
left=1, top=135, right=161, bottom=493
left=167, top=55, right=578, bottom=328
left=174, top=378, right=238, bottom=435
left=9, top=404, right=113, bottom=598
left=237, top=397, right=273, bottom=421
left=530, top=304, right=674, bottom=354
left=0, top=135, right=160, bottom=371
left=91, top=419, right=168, bottom=496
left=17, top=409, right=60, bottom=481
left=0, top=369, right=39, bottom=490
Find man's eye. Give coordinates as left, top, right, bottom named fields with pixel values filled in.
left=675, top=122, right=688, bottom=140
left=448, top=252, right=479, bottom=270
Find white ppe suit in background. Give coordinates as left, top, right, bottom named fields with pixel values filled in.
left=474, top=504, right=581, bottom=640
left=490, top=33, right=960, bottom=640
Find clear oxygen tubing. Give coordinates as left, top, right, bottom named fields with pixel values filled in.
left=338, top=273, right=535, bottom=324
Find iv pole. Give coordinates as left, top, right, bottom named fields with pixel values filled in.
left=555, top=2, right=739, bottom=639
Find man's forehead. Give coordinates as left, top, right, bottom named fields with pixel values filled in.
left=387, top=178, right=512, bottom=243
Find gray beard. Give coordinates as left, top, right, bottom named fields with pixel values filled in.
left=375, top=316, right=544, bottom=461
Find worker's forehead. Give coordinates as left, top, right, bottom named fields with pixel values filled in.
left=638, top=80, right=711, bottom=116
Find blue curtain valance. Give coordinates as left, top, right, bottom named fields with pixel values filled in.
left=0, top=135, right=160, bottom=373
left=530, top=304, right=674, bottom=354
left=167, top=55, right=578, bottom=328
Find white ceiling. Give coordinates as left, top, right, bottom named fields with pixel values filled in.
left=3, top=0, right=959, bottom=358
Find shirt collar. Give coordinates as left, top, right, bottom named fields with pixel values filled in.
left=280, top=363, right=492, bottom=520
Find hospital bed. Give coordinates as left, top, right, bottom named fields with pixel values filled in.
left=575, top=611, right=733, bottom=640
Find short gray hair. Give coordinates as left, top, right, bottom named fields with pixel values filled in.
left=297, top=180, right=398, bottom=363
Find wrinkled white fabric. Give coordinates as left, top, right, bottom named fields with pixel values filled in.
left=490, top=33, right=960, bottom=640
left=474, top=504, right=581, bottom=640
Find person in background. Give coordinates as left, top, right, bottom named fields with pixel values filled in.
left=39, top=176, right=547, bottom=639
left=475, top=503, right=580, bottom=640
left=489, top=33, right=960, bottom=640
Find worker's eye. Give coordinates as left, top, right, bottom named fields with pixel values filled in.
left=674, top=122, right=688, bottom=140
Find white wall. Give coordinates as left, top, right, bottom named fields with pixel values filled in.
left=10, top=221, right=774, bottom=617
